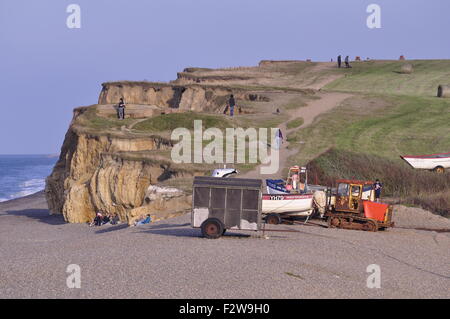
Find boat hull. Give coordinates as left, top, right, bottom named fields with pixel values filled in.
left=262, top=194, right=314, bottom=216
left=401, top=155, right=450, bottom=170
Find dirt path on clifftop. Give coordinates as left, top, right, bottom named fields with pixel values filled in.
left=298, top=62, right=344, bottom=90
left=240, top=91, right=352, bottom=179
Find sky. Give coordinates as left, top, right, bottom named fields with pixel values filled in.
left=1, top=0, right=449, bottom=154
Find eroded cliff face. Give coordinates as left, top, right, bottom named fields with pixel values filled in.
left=98, top=82, right=269, bottom=112
left=98, top=82, right=231, bottom=112
left=46, top=70, right=275, bottom=224
left=45, top=123, right=191, bottom=224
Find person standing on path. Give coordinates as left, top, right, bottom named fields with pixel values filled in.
left=345, top=56, right=352, bottom=68
left=275, top=128, right=283, bottom=150
left=337, top=55, right=342, bottom=68
left=229, top=94, right=236, bottom=117
left=117, top=98, right=126, bottom=120
left=373, top=179, right=383, bottom=202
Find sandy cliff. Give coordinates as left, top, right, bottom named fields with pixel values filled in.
left=45, top=121, right=191, bottom=223
left=99, top=82, right=235, bottom=112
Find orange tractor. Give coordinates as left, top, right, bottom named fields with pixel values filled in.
left=324, top=179, right=394, bottom=232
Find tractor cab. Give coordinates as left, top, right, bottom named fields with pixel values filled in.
left=335, top=179, right=375, bottom=214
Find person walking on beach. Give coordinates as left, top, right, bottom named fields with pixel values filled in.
left=345, top=56, right=352, bottom=68
left=117, top=98, right=126, bottom=120
left=228, top=94, right=236, bottom=117
left=337, top=55, right=342, bottom=68
left=373, top=179, right=383, bottom=202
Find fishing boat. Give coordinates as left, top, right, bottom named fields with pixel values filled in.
left=262, top=193, right=314, bottom=217
left=266, top=166, right=309, bottom=194
left=210, top=165, right=318, bottom=223
left=401, top=152, right=450, bottom=173
left=265, top=165, right=329, bottom=194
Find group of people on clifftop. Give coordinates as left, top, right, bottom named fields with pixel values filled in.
left=337, top=55, right=352, bottom=68
left=117, top=95, right=241, bottom=119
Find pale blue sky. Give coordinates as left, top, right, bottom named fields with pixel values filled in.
left=1, top=0, right=449, bottom=154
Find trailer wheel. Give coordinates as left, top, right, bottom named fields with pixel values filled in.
left=201, top=218, right=224, bottom=239
left=266, top=213, right=282, bottom=225
left=434, top=166, right=445, bottom=174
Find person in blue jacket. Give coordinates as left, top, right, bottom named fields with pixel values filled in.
left=135, top=214, right=152, bottom=226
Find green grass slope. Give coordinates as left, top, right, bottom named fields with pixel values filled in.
left=286, top=59, right=450, bottom=216
left=325, top=60, right=450, bottom=97
left=289, top=94, right=450, bottom=164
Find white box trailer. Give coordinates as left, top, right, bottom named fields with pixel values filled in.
left=191, top=176, right=263, bottom=239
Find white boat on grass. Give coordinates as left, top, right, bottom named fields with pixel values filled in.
left=401, top=152, right=450, bottom=173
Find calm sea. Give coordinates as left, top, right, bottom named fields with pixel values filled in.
left=0, top=155, right=58, bottom=202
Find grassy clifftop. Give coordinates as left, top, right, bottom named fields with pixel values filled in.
left=325, top=60, right=450, bottom=97
left=280, top=59, right=450, bottom=216
left=288, top=94, right=450, bottom=164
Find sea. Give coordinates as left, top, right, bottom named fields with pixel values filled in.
left=0, top=155, right=58, bottom=202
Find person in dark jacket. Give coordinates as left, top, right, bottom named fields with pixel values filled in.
left=229, top=94, right=236, bottom=117
left=117, top=98, right=126, bottom=120
left=373, top=179, right=383, bottom=202
left=345, top=56, right=352, bottom=68
left=337, top=55, right=342, bottom=68
left=90, top=211, right=103, bottom=227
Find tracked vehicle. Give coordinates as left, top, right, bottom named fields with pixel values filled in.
left=324, top=179, right=394, bottom=232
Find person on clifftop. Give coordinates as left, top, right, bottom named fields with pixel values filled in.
left=345, top=56, right=352, bottom=68
left=228, top=94, right=236, bottom=117
left=337, top=55, right=342, bottom=68
left=117, top=98, right=126, bottom=120
left=274, top=128, right=283, bottom=150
